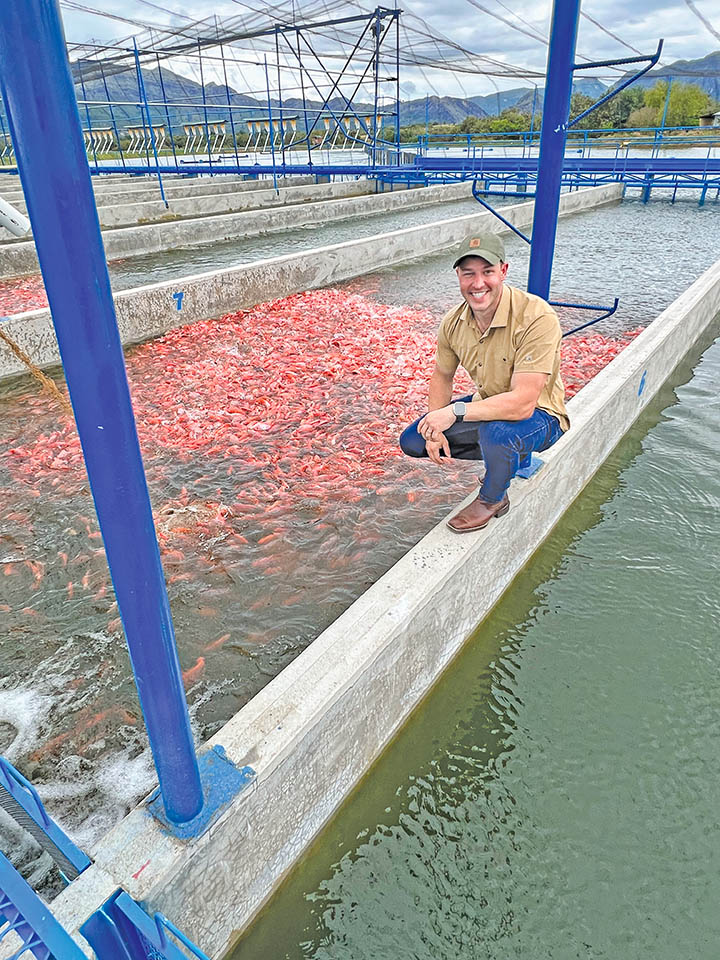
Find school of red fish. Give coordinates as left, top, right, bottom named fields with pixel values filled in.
left=0, top=286, right=641, bottom=759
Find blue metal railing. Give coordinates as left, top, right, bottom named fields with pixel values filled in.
left=0, top=854, right=211, bottom=960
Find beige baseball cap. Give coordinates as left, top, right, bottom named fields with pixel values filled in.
left=453, top=232, right=505, bottom=269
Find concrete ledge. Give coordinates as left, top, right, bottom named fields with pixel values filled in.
left=33, top=254, right=720, bottom=960
left=95, top=178, right=374, bottom=227
left=5, top=177, right=366, bottom=229
left=1, top=173, right=311, bottom=211
left=0, top=183, right=622, bottom=380
left=0, top=180, right=473, bottom=278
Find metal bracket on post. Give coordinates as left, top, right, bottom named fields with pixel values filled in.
left=146, top=746, right=256, bottom=840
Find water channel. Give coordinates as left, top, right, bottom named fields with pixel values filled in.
left=230, top=321, right=720, bottom=960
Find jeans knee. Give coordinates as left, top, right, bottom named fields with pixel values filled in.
left=399, top=424, right=425, bottom=458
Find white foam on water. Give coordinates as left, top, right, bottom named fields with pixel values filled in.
left=0, top=685, right=55, bottom=761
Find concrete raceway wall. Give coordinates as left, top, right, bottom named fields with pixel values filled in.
left=0, top=183, right=621, bottom=381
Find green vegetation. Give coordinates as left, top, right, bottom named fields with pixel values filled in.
left=400, top=80, right=719, bottom=142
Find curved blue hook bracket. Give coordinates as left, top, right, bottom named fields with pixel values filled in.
left=471, top=180, right=532, bottom=244
left=553, top=297, right=620, bottom=338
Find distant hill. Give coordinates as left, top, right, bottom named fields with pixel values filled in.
left=399, top=96, right=489, bottom=125
left=469, top=78, right=607, bottom=116
left=612, top=49, right=720, bottom=101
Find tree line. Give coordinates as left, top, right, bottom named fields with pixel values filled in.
left=399, top=80, right=719, bottom=141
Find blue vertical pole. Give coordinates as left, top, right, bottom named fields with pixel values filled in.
left=264, top=56, right=279, bottom=192
left=155, top=54, right=180, bottom=172
left=529, top=84, right=538, bottom=152
left=659, top=77, right=672, bottom=143
left=76, top=61, right=98, bottom=172
left=99, top=61, right=126, bottom=169
left=527, top=0, right=581, bottom=301
left=133, top=40, right=167, bottom=206
left=0, top=0, right=203, bottom=825
left=197, top=40, right=214, bottom=172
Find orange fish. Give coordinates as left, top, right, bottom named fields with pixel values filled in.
left=182, top=656, right=205, bottom=687
left=204, top=633, right=230, bottom=652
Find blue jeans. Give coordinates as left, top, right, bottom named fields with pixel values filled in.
left=399, top=395, right=564, bottom=503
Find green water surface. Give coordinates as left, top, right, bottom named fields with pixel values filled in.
left=230, top=325, right=720, bottom=960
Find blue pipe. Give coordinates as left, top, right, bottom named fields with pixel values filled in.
left=527, top=0, right=581, bottom=301
left=0, top=0, right=203, bottom=825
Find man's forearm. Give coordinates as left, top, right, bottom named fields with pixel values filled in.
left=428, top=372, right=454, bottom=411
left=464, top=390, right=535, bottom=422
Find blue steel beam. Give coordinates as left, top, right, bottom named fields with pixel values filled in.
left=1, top=158, right=718, bottom=186
left=0, top=0, right=203, bottom=825
left=526, top=0, right=581, bottom=301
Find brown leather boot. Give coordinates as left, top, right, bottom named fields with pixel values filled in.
left=447, top=493, right=510, bottom=533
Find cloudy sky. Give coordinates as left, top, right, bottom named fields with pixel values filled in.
left=60, top=0, right=720, bottom=100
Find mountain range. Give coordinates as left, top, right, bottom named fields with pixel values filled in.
left=2, top=51, right=718, bottom=136
left=64, top=67, right=608, bottom=132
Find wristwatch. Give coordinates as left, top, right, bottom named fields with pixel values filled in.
left=452, top=401, right=467, bottom=422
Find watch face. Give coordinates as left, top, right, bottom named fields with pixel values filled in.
left=453, top=401, right=467, bottom=416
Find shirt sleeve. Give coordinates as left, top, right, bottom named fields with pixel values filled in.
left=435, top=316, right=460, bottom=375
left=513, top=311, right=561, bottom=376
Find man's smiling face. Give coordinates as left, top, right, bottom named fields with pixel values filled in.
left=456, top=256, right=508, bottom=319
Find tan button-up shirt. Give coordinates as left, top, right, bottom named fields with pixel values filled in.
left=436, top=284, right=570, bottom=432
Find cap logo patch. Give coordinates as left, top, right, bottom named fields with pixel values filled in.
left=469, top=238, right=481, bottom=248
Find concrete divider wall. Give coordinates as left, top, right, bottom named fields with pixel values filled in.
left=1, top=174, right=318, bottom=213
left=3, top=179, right=371, bottom=232
left=95, top=178, right=375, bottom=228
left=0, top=179, right=474, bottom=278
left=28, top=253, right=720, bottom=960
left=0, top=184, right=622, bottom=380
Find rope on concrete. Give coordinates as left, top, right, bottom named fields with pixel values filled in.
left=0, top=325, right=73, bottom=416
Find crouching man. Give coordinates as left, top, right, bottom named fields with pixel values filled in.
left=399, top=233, right=569, bottom=533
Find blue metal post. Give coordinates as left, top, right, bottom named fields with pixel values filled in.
left=133, top=40, right=168, bottom=206
left=264, top=55, right=279, bottom=192
left=0, top=0, right=203, bottom=825
left=155, top=54, right=180, bottom=172
left=99, top=61, right=126, bottom=169
left=529, top=85, right=538, bottom=153
left=197, top=40, right=214, bottom=172
left=219, top=43, right=241, bottom=168
left=274, top=29, right=287, bottom=167
left=76, top=60, right=98, bottom=172
left=527, top=0, right=581, bottom=301
left=659, top=77, right=672, bottom=146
